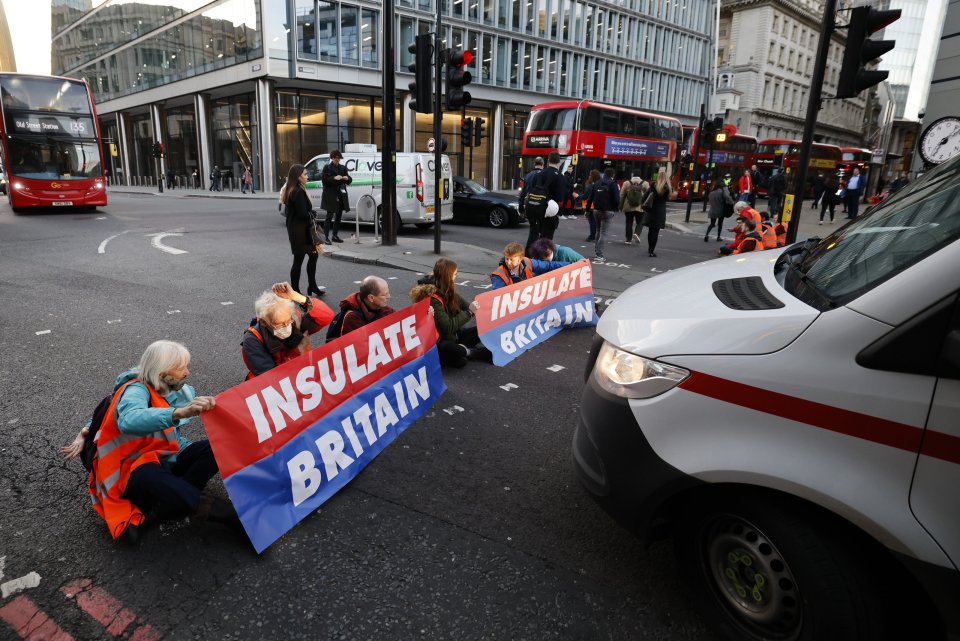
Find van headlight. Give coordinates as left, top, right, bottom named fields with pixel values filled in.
left=593, top=342, right=689, bottom=398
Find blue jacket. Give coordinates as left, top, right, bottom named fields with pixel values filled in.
left=553, top=245, right=585, bottom=262
left=490, top=257, right=570, bottom=289
left=114, top=368, right=197, bottom=462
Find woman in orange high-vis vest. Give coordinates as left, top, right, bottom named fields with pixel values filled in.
left=86, top=341, right=240, bottom=544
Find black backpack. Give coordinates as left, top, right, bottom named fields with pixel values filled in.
left=79, top=395, right=113, bottom=472
left=325, top=308, right=350, bottom=343
left=524, top=171, right=552, bottom=217
left=593, top=180, right=615, bottom=211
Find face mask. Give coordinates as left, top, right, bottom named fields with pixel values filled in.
left=273, top=323, right=293, bottom=340
left=162, top=374, right=188, bottom=391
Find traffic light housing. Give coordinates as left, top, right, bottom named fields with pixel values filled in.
left=444, top=48, right=473, bottom=111
left=151, top=141, right=160, bottom=158
left=474, top=117, right=485, bottom=147
left=157, top=143, right=165, bottom=159
left=408, top=33, right=434, bottom=114
left=836, top=6, right=901, bottom=99
left=461, top=117, right=474, bottom=148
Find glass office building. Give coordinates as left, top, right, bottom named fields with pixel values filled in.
left=53, top=0, right=713, bottom=190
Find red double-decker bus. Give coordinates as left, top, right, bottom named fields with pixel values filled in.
left=755, top=139, right=842, bottom=197
left=521, top=100, right=682, bottom=190
left=0, top=73, right=107, bottom=213
left=676, top=126, right=757, bottom=200
left=839, top=147, right=872, bottom=179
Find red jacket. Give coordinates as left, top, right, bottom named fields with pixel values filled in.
left=739, top=174, right=753, bottom=194
left=338, top=292, right=396, bottom=337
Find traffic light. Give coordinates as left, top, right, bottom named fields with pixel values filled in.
left=474, top=117, right=485, bottom=147
left=151, top=141, right=160, bottom=158
left=408, top=33, right=434, bottom=114
left=461, top=117, right=474, bottom=148
left=157, top=143, right=165, bottom=159
left=444, top=47, right=473, bottom=111
left=836, top=6, right=901, bottom=99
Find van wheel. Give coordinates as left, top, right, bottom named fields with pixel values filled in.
left=488, top=207, right=508, bottom=228
left=415, top=223, right=434, bottom=230
left=377, top=206, right=402, bottom=231
left=676, top=493, right=883, bottom=641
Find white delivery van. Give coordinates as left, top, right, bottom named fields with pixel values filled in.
left=304, top=144, right=453, bottom=228
left=575, top=156, right=960, bottom=640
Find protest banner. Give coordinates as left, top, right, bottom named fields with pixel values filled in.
left=475, top=260, right=598, bottom=366
left=204, top=299, right=444, bottom=553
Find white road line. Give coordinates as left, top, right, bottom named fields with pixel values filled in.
left=442, top=405, right=465, bottom=415
left=35, top=330, right=51, bottom=335
left=166, top=310, right=181, bottom=315
left=0, top=555, right=5, bottom=580
left=546, top=364, right=565, bottom=372
left=98, top=230, right=131, bottom=254
left=499, top=383, right=518, bottom=391
left=106, top=319, right=122, bottom=324
left=220, top=301, right=234, bottom=306
left=1, top=572, right=41, bottom=599
left=147, top=232, right=188, bottom=255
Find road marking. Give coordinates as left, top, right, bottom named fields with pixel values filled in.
left=1, top=572, right=41, bottom=598
left=166, top=310, right=181, bottom=315
left=62, top=579, right=160, bottom=640
left=442, top=405, right=465, bottom=415
left=0, top=595, right=74, bottom=641
left=220, top=301, right=234, bottom=306
left=97, top=230, right=131, bottom=254
left=35, top=330, right=51, bottom=335
left=0, top=555, right=4, bottom=580
left=546, top=364, right=565, bottom=372
left=146, top=231, right=188, bottom=255
left=106, top=319, right=121, bottom=324
left=499, top=383, right=518, bottom=391
left=387, top=276, right=398, bottom=280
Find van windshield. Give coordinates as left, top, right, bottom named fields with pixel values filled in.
left=784, top=156, right=960, bottom=309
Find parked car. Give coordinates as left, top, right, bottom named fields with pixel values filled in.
left=452, top=176, right=524, bottom=228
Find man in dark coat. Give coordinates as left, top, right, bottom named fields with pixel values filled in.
left=321, top=150, right=352, bottom=243
left=525, top=151, right=567, bottom=252
left=519, top=156, right=543, bottom=216
left=335, top=276, right=396, bottom=338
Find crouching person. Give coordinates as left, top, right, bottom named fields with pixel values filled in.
left=490, top=241, right=570, bottom=290
left=242, top=282, right=335, bottom=379
left=88, top=340, right=238, bottom=544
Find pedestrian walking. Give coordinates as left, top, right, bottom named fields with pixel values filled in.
left=619, top=174, right=647, bottom=245
left=639, top=167, right=673, bottom=257
left=321, top=150, right=351, bottom=243
left=587, top=167, right=620, bottom=261
left=560, top=164, right=578, bottom=219
left=737, top=169, right=753, bottom=203
left=519, top=156, right=543, bottom=222
left=524, top=152, right=566, bottom=251
left=749, top=164, right=762, bottom=208
left=165, top=169, right=174, bottom=190
left=209, top=166, right=222, bottom=192
left=768, top=168, right=787, bottom=221
left=192, top=169, right=199, bottom=189
left=241, top=166, right=255, bottom=194
left=581, top=169, right=601, bottom=242
left=819, top=174, right=838, bottom=224
left=281, top=164, right=325, bottom=297
left=812, top=172, right=825, bottom=209
left=705, top=179, right=733, bottom=242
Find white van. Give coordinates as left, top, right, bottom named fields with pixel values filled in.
left=304, top=144, right=453, bottom=228
left=575, top=157, right=960, bottom=640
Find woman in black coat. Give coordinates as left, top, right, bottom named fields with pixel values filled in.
left=282, top=164, right=325, bottom=297
left=640, top=168, right=673, bottom=257
left=321, top=150, right=352, bottom=243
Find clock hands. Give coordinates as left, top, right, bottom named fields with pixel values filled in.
left=934, top=127, right=960, bottom=152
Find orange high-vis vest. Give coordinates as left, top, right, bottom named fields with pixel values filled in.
left=242, top=320, right=314, bottom=381
left=775, top=222, right=788, bottom=247
left=88, top=381, right=179, bottom=539
left=491, top=260, right=534, bottom=287
left=759, top=223, right=778, bottom=249
left=733, top=236, right=762, bottom=254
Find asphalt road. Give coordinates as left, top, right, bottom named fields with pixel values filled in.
left=0, top=193, right=719, bottom=641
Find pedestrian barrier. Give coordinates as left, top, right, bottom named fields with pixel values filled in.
left=354, top=193, right=379, bottom=244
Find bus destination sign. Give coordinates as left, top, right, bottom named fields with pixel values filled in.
left=604, top=137, right=670, bottom=158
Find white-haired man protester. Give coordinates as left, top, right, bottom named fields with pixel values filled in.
left=242, top=282, right=335, bottom=380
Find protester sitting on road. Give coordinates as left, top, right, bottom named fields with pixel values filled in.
left=81, top=340, right=240, bottom=544
left=334, top=275, right=397, bottom=339
left=242, top=282, right=335, bottom=379
left=490, top=241, right=569, bottom=290
left=720, top=202, right=754, bottom=254
left=411, top=257, right=491, bottom=368
left=529, top=238, right=584, bottom=263
left=720, top=215, right=763, bottom=256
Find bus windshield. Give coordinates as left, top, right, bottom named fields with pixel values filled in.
left=0, top=76, right=92, bottom=114
left=757, top=143, right=792, bottom=155
left=5, top=137, right=102, bottom=179
left=527, top=108, right=578, bottom=132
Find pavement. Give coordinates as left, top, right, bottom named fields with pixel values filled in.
left=106, top=184, right=841, bottom=283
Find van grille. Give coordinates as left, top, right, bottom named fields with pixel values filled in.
left=712, top=277, right=785, bottom=311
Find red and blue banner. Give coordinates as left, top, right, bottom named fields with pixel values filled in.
left=204, top=300, right=444, bottom=553
left=476, top=260, right=598, bottom=366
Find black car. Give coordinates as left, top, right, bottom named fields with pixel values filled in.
left=452, top=176, right=525, bottom=228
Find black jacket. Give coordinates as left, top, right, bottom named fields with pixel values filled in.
left=321, top=162, right=352, bottom=213
left=285, top=187, right=316, bottom=254
left=519, top=168, right=541, bottom=211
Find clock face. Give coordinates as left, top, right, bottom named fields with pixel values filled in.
left=919, top=117, right=960, bottom=165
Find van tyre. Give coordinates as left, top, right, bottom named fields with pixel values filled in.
left=488, top=207, right=508, bottom=228
left=676, top=493, right=884, bottom=641
left=415, top=223, right=434, bottom=230
left=376, top=206, right=402, bottom=231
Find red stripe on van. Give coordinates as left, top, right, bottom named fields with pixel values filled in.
left=679, top=371, right=960, bottom=465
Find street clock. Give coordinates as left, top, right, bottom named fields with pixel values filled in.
left=919, top=116, right=960, bottom=165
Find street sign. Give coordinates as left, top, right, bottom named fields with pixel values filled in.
left=427, top=137, right=435, bottom=153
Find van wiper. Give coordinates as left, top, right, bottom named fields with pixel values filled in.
left=786, top=259, right=836, bottom=309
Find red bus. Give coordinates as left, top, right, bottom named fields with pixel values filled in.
left=521, top=100, right=682, bottom=191
left=677, top=125, right=757, bottom=200
left=0, top=73, right=107, bottom=212
left=755, top=139, right=842, bottom=197
left=839, top=147, right=871, bottom=179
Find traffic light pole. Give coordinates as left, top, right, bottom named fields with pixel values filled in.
left=786, top=0, right=837, bottom=245
left=684, top=104, right=705, bottom=224
left=381, top=0, right=397, bottom=245
left=433, top=17, right=444, bottom=254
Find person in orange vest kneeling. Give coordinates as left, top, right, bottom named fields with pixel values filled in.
left=242, top=282, right=335, bottom=379
left=88, top=340, right=239, bottom=545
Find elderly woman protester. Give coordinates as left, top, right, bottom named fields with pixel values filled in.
left=83, top=340, right=239, bottom=544
left=242, top=281, right=335, bottom=379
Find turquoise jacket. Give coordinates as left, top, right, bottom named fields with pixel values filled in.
left=113, top=368, right=197, bottom=463
left=553, top=245, right=585, bottom=263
